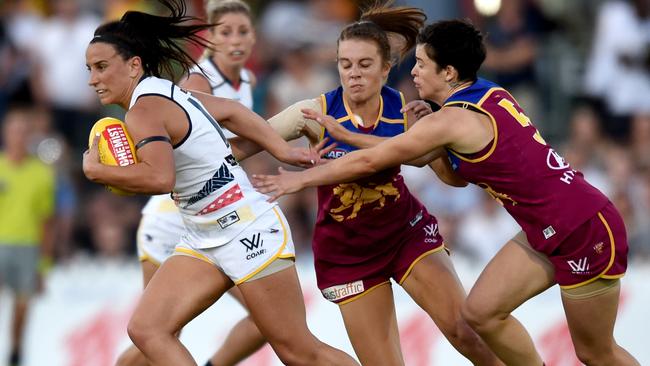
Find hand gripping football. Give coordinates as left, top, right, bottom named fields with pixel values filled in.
left=88, top=117, right=137, bottom=195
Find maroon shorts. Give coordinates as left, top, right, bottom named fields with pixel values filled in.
left=316, top=215, right=446, bottom=304
left=548, top=201, right=628, bottom=288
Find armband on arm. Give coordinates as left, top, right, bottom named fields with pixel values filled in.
left=135, top=136, right=172, bottom=150
left=267, top=99, right=322, bottom=143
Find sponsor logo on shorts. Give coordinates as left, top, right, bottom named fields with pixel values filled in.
left=423, top=223, right=439, bottom=243
left=240, top=233, right=266, bottom=260
left=543, top=225, right=556, bottom=239
left=593, top=242, right=605, bottom=255
left=321, top=281, right=365, bottom=301
left=217, top=211, right=240, bottom=229
left=567, top=257, right=590, bottom=275
left=409, top=210, right=423, bottom=227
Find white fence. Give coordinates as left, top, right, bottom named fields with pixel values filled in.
left=1, top=257, right=649, bottom=366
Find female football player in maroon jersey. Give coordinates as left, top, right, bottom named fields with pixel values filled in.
left=241, top=5, right=502, bottom=366
left=253, top=19, right=639, bottom=366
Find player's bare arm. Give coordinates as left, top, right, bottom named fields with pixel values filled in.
left=219, top=98, right=326, bottom=162
left=180, top=72, right=212, bottom=94
left=252, top=109, right=457, bottom=201
left=191, top=91, right=322, bottom=167
left=83, top=98, right=176, bottom=194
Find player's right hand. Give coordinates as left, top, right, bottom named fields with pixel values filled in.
left=252, top=167, right=306, bottom=202
left=401, top=100, right=433, bottom=120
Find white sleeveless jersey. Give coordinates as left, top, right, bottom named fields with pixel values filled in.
left=131, top=76, right=274, bottom=248
left=141, top=63, right=255, bottom=232
left=189, top=59, right=253, bottom=138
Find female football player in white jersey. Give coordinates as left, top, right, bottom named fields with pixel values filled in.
left=82, top=1, right=359, bottom=365
left=114, top=2, right=268, bottom=366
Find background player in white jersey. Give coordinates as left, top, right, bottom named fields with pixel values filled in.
left=82, top=1, right=359, bottom=365
left=115, top=2, right=267, bottom=365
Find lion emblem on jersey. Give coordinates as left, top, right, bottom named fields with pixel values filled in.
left=477, top=182, right=518, bottom=206
left=329, top=182, right=400, bottom=222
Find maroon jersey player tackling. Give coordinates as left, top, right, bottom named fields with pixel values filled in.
left=253, top=20, right=639, bottom=366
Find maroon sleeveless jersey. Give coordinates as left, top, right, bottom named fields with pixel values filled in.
left=445, top=78, right=609, bottom=255
left=313, top=86, right=432, bottom=266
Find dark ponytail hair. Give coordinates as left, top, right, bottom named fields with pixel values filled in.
left=338, top=1, right=426, bottom=65
left=90, top=0, right=214, bottom=81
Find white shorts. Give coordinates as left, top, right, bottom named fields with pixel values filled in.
left=137, top=211, right=185, bottom=265
left=174, top=207, right=295, bottom=284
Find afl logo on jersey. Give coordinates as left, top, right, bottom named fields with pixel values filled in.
left=546, top=149, right=570, bottom=170
left=325, top=148, right=348, bottom=159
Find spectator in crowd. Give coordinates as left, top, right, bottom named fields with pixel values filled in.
left=481, top=0, right=550, bottom=129
left=29, top=0, right=101, bottom=152
left=629, top=112, right=650, bottom=170
left=583, top=0, right=650, bottom=139
left=28, top=106, right=79, bottom=260
left=0, top=1, right=42, bottom=117
left=456, top=194, right=520, bottom=267
left=0, top=105, right=55, bottom=366
left=560, top=103, right=612, bottom=195
left=629, top=170, right=650, bottom=260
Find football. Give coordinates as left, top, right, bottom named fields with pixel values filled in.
left=88, top=117, right=138, bottom=195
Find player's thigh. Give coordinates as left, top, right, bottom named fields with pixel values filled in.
left=467, top=235, right=555, bottom=317
left=561, top=279, right=621, bottom=351
left=339, top=282, right=403, bottom=366
left=131, top=255, right=232, bottom=334
left=237, top=265, right=313, bottom=343
left=401, top=250, right=466, bottom=330
left=140, top=260, right=159, bottom=288
left=228, top=286, right=246, bottom=306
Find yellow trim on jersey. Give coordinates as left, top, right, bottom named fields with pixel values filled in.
left=337, top=281, right=391, bottom=306
left=319, top=94, right=327, bottom=141
left=398, top=244, right=448, bottom=285
left=342, top=92, right=384, bottom=130
left=560, top=212, right=619, bottom=290
left=444, top=101, right=499, bottom=163
left=336, top=116, right=350, bottom=123
left=379, top=117, right=407, bottom=124
left=399, top=91, right=408, bottom=130
left=174, top=247, right=215, bottom=265
left=477, top=87, right=506, bottom=106
left=235, top=207, right=289, bottom=285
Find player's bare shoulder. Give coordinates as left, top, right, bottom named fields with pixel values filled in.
left=439, top=104, right=493, bottom=152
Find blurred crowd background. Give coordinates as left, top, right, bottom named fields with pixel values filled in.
left=1, top=0, right=649, bottom=271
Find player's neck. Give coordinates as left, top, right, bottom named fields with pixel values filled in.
left=441, top=80, right=472, bottom=104
left=5, top=149, right=27, bottom=164
left=214, top=58, right=242, bottom=87
left=345, top=94, right=380, bottom=127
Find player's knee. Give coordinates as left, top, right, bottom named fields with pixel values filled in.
left=574, top=343, right=614, bottom=366
left=126, top=315, right=159, bottom=350
left=115, top=346, right=146, bottom=366
left=269, top=338, right=319, bottom=366
left=441, top=317, right=484, bottom=351
left=461, top=297, right=500, bottom=333
left=273, top=346, right=318, bottom=366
